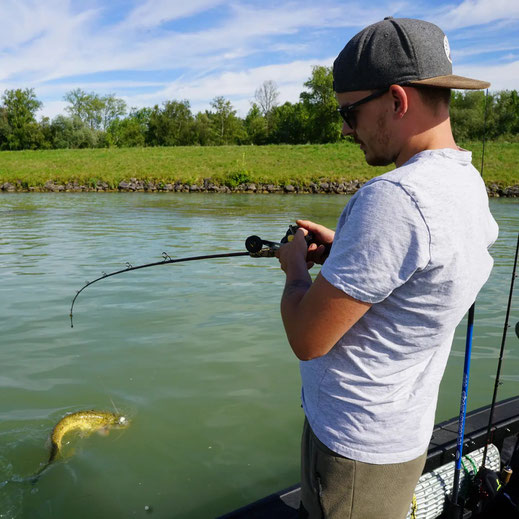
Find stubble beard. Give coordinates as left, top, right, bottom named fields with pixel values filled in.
left=363, top=113, right=397, bottom=167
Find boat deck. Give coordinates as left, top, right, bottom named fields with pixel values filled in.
left=218, top=396, right=519, bottom=518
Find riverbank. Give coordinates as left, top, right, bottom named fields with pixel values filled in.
left=0, top=142, right=518, bottom=196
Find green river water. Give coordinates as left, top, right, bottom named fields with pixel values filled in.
left=0, top=193, right=518, bottom=518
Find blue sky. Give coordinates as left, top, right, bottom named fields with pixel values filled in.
left=1, top=0, right=518, bottom=120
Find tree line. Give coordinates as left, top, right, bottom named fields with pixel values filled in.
left=0, top=66, right=518, bottom=151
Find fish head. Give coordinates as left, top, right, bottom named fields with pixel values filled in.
left=114, top=414, right=130, bottom=428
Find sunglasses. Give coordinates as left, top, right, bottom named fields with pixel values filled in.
left=337, top=88, right=389, bottom=129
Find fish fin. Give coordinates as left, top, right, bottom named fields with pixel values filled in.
left=30, top=461, right=50, bottom=484
left=97, top=427, right=110, bottom=437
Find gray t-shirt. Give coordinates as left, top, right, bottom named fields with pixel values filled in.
left=303, top=148, right=498, bottom=464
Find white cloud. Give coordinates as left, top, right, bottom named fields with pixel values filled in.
left=0, top=2, right=100, bottom=82
left=456, top=60, right=519, bottom=91
left=3, top=0, right=519, bottom=122
left=0, top=2, right=387, bottom=85
left=122, top=0, right=224, bottom=29
left=435, top=0, right=519, bottom=30
left=107, top=59, right=333, bottom=119
left=453, top=43, right=519, bottom=60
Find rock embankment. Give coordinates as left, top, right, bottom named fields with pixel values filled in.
left=0, top=179, right=365, bottom=194
left=1, top=179, right=518, bottom=197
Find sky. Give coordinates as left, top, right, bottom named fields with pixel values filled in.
left=1, top=0, right=518, bottom=120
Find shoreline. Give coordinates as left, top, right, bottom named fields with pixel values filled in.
left=1, top=178, right=518, bottom=197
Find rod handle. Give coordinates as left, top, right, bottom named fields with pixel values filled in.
left=500, top=466, right=513, bottom=485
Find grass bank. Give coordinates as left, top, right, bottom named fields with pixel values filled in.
left=0, top=141, right=517, bottom=191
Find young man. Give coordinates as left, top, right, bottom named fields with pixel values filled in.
left=277, top=17, right=499, bottom=519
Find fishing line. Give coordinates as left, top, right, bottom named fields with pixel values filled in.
left=480, top=88, right=488, bottom=176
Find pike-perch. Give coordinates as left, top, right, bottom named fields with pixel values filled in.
left=33, top=410, right=129, bottom=481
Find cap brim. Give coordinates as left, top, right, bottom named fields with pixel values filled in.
left=408, top=75, right=490, bottom=90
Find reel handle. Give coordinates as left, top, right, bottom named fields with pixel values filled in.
left=280, top=224, right=314, bottom=245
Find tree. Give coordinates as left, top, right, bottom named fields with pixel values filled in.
left=300, top=66, right=341, bottom=143
left=48, top=115, right=99, bottom=149
left=270, top=101, right=309, bottom=144
left=0, top=107, right=9, bottom=150
left=146, top=100, right=194, bottom=146
left=208, top=96, right=246, bottom=145
left=64, top=89, right=98, bottom=129
left=101, top=94, right=127, bottom=131
left=192, top=112, right=213, bottom=146
left=1, top=88, right=44, bottom=150
left=254, top=80, right=280, bottom=138
left=450, top=91, right=488, bottom=141
left=492, top=90, right=519, bottom=138
left=254, top=80, right=279, bottom=115
left=108, top=107, right=151, bottom=147
left=64, top=89, right=126, bottom=131
left=244, top=103, right=268, bottom=144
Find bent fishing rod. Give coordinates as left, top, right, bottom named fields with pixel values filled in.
left=69, top=225, right=312, bottom=327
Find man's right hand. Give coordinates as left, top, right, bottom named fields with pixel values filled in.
left=296, top=219, right=335, bottom=265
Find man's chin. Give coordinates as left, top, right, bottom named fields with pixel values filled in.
left=365, top=153, right=393, bottom=167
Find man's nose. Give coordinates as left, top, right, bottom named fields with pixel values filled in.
left=341, top=121, right=354, bottom=136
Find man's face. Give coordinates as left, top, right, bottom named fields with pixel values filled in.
left=336, top=90, right=396, bottom=167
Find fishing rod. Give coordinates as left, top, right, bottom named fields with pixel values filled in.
left=448, top=89, right=490, bottom=518
left=448, top=303, right=476, bottom=518
left=480, top=231, right=519, bottom=469
left=69, top=225, right=312, bottom=327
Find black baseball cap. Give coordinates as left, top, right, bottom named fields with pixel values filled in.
left=333, top=17, right=490, bottom=92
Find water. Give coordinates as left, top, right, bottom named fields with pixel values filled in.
left=0, top=193, right=518, bottom=518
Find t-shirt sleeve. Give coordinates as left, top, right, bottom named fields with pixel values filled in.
left=321, top=180, right=431, bottom=304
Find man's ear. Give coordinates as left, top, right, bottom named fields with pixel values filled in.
left=389, top=85, right=408, bottom=119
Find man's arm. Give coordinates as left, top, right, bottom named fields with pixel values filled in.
left=278, top=229, right=371, bottom=361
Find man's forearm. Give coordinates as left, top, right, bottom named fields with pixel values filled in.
left=280, top=263, right=313, bottom=359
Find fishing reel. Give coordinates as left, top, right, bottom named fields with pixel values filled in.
left=245, top=225, right=314, bottom=257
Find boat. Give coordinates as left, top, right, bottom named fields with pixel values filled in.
left=219, top=395, right=519, bottom=519
left=221, top=233, right=519, bottom=519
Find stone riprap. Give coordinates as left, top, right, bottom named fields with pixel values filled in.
left=1, top=179, right=518, bottom=197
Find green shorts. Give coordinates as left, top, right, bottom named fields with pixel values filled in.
left=300, top=418, right=427, bottom=519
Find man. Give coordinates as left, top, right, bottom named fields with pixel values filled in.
left=277, top=17, right=499, bottom=519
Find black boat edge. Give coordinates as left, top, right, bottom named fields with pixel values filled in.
left=218, top=395, right=519, bottom=519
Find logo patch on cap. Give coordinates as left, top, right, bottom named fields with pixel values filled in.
left=444, top=35, right=452, bottom=64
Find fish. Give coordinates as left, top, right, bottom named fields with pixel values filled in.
left=32, top=410, right=129, bottom=482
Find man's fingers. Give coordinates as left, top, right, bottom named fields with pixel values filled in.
left=296, top=219, right=334, bottom=244
left=296, top=219, right=317, bottom=232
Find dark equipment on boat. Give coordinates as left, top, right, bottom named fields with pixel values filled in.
left=445, top=231, right=519, bottom=518
left=467, top=232, right=519, bottom=517
left=69, top=225, right=314, bottom=327
left=480, top=232, right=519, bottom=469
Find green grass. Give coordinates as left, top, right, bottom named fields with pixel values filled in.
left=0, top=141, right=517, bottom=189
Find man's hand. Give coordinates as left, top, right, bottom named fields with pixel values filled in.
left=296, top=219, right=334, bottom=265
left=277, top=228, right=314, bottom=274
